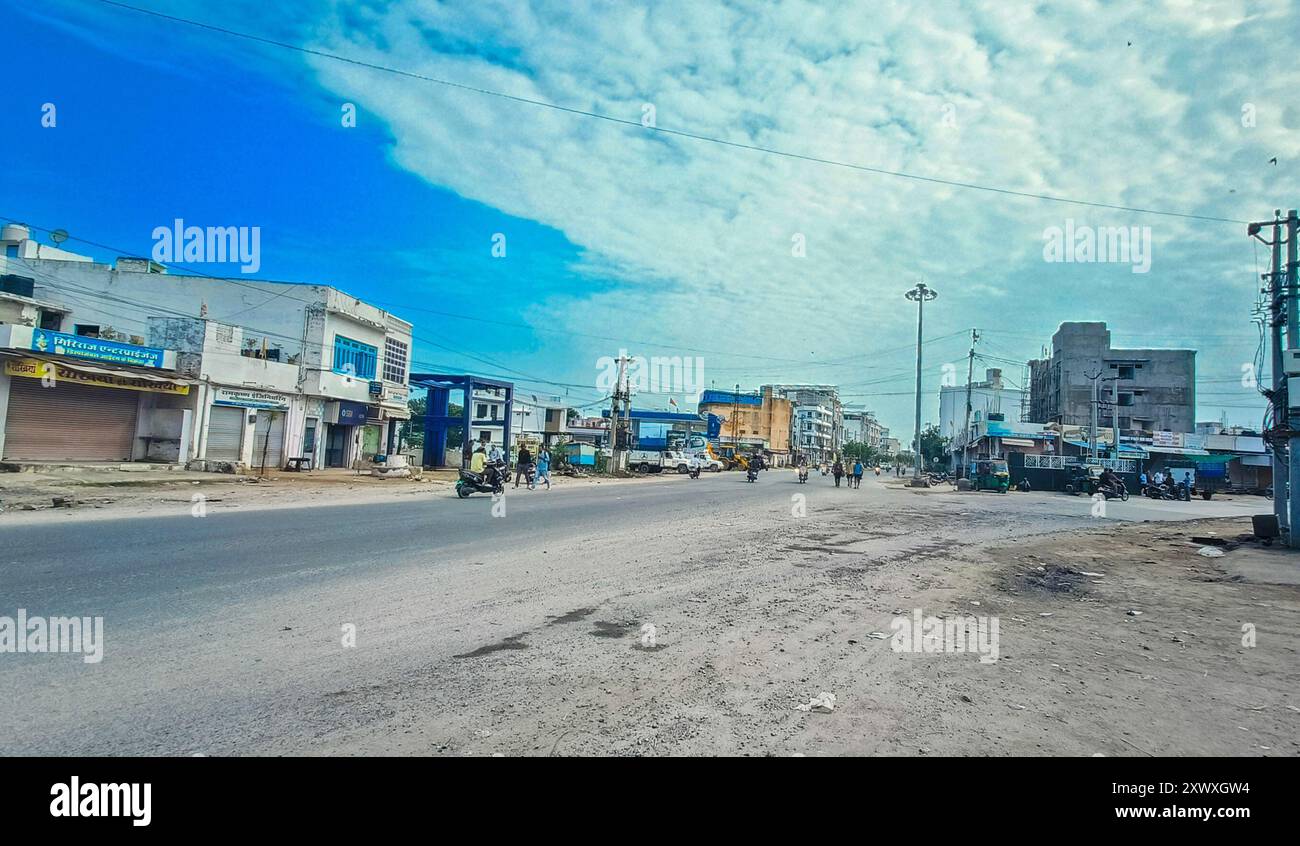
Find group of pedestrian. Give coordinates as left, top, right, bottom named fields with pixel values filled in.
left=513, top=443, right=552, bottom=490
left=830, top=458, right=868, bottom=488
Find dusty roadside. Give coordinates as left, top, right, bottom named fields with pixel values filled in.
left=305, top=508, right=1298, bottom=757
left=0, top=466, right=685, bottom=524
left=877, top=516, right=1300, bottom=756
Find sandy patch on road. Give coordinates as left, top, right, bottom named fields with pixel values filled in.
left=280, top=495, right=1299, bottom=756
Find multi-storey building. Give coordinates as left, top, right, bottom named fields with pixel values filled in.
left=698, top=386, right=792, bottom=459
left=1027, top=322, right=1195, bottom=436
left=0, top=224, right=412, bottom=469
left=764, top=384, right=843, bottom=455
left=794, top=404, right=834, bottom=463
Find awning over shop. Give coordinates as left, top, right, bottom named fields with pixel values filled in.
left=1000, top=438, right=1036, bottom=447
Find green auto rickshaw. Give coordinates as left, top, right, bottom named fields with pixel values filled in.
left=969, top=458, right=1010, bottom=493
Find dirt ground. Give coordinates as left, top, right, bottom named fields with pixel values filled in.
left=290, top=504, right=1300, bottom=757
left=0, top=465, right=651, bottom=523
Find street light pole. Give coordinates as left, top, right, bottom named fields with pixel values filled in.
left=905, top=282, right=938, bottom=482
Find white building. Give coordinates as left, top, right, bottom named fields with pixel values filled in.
left=794, top=404, right=834, bottom=463
left=843, top=409, right=885, bottom=450
left=0, top=224, right=412, bottom=470
left=938, top=368, right=1024, bottom=447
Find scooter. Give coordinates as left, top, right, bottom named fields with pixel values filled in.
left=456, top=460, right=506, bottom=497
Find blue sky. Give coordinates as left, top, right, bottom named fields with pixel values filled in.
left=3, top=0, right=1297, bottom=434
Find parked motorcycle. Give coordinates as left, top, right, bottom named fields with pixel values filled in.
left=456, top=460, right=506, bottom=497
left=1144, top=481, right=1179, bottom=501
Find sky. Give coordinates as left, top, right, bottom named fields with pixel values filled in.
left=2, top=0, right=1297, bottom=437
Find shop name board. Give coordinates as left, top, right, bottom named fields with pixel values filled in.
left=214, top=388, right=289, bottom=409
left=337, top=401, right=375, bottom=424
left=5, top=358, right=189, bottom=395
left=31, top=330, right=167, bottom=369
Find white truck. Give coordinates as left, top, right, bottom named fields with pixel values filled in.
left=628, top=449, right=700, bottom=473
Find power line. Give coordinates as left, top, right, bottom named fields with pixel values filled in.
left=91, top=0, right=1249, bottom=226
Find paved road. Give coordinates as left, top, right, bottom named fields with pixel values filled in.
left=0, top=471, right=1267, bottom=755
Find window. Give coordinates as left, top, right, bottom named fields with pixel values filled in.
left=383, top=337, right=408, bottom=384
left=332, top=335, right=377, bottom=379
left=74, top=324, right=100, bottom=338
left=490, top=405, right=499, bottom=421
left=476, top=403, right=488, bottom=419
left=38, top=311, right=61, bottom=330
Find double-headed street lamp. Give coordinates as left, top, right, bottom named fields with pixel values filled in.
left=905, top=282, right=938, bottom=481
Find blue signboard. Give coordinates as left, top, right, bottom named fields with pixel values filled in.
left=31, top=329, right=166, bottom=369
left=336, top=401, right=374, bottom=424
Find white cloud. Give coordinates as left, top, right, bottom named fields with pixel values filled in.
left=301, top=0, right=1295, bottom=428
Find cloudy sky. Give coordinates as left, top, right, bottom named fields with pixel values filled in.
left=4, top=0, right=1297, bottom=435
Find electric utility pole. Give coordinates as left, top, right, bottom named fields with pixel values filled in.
left=609, top=352, right=631, bottom=474
left=1249, top=213, right=1289, bottom=535
left=1084, top=369, right=1098, bottom=460
left=1112, top=377, right=1121, bottom=462
left=905, top=282, right=938, bottom=483
left=961, top=328, right=979, bottom=473
left=1287, top=209, right=1300, bottom=547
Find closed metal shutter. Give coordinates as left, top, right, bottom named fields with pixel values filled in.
left=250, top=411, right=284, bottom=468
left=205, top=405, right=244, bottom=462
left=4, top=377, right=139, bottom=460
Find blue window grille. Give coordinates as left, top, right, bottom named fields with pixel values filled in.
left=332, top=335, right=377, bottom=379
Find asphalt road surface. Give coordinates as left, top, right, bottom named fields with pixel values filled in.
left=0, top=471, right=1269, bottom=755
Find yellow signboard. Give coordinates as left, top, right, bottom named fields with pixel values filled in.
left=5, top=358, right=190, bottom=395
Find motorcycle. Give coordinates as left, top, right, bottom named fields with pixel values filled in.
left=688, top=463, right=702, bottom=479
left=745, top=467, right=759, bottom=483
left=797, top=466, right=809, bottom=484
left=1145, top=481, right=1179, bottom=501
left=1097, top=480, right=1129, bottom=501
left=456, top=460, right=506, bottom=497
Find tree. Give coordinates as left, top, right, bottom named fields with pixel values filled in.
left=917, top=424, right=949, bottom=471
left=841, top=440, right=880, bottom=464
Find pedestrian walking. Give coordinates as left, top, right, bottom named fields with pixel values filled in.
left=832, top=459, right=844, bottom=488
left=852, top=459, right=864, bottom=488
left=535, top=447, right=551, bottom=490
left=514, top=444, right=533, bottom=488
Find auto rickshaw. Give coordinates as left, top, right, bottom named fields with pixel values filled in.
left=969, top=458, right=1010, bottom=493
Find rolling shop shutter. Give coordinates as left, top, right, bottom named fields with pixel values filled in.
left=3, top=377, right=138, bottom=460
left=205, top=405, right=245, bottom=462
left=250, top=411, right=284, bottom=468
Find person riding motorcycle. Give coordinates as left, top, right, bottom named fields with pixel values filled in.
left=1097, top=467, right=1123, bottom=498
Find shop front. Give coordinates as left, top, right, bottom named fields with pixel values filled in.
left=1, top=356, right=191, bottom=461
left=202, top=387, right=293, bottom=469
